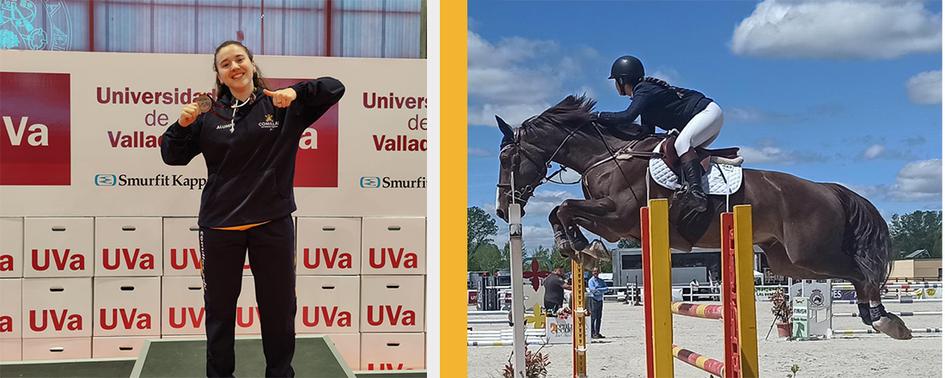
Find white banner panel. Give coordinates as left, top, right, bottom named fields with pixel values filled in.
left=0, top=50, right=426, bottom=217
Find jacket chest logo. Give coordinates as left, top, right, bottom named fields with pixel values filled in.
left=258, top=113, right=280, bottom=130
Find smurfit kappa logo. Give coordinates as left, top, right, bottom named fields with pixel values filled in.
left=359, top=176, right=426, bottom=189
left=95, top=174, right=117, bottom=186
left=360, top=176, right=381, bottom=188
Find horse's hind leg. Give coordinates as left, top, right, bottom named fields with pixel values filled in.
left=853, top=281, right=913, bottom=339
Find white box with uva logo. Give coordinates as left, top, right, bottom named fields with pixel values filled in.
left=93, top=277, right=160, bottom=337
left=94, top=218, right=163, bottom=277
left=0, top=218, right=23, bottom=278
left=21, top=278, right=91, bottom=339
left=92, top=336, right=153, bottom=358
left=360, top=218, right=425, bottom=275
left=23, top=218, right=93, bottom=278
left=161, top=276, right=204, bottom=336
left=296, top=276, right=359, bottom=334
left=359, top=275, right=424, bottom=333
left=162, top=218, right=201, bottom=276
left=296, top=218, right=361, bottom=275
left=0, top=279, right=21, bottom=340
left=360, top=332, right=424, bottom=371
left=22, top=337, right=90, bottom=360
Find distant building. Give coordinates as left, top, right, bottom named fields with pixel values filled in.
left=889, top=258, right=942, bottom=281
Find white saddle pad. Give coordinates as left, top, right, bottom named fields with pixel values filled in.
left=648, top=142, right=743, bottom=195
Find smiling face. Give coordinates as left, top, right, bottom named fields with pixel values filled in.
left=214, top=44, right=256, bottom=95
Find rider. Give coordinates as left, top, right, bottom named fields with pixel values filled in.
left=595, top=55, right=723, bottom=212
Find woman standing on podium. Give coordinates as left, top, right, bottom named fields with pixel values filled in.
left=160, top=40, right=345, bottom=377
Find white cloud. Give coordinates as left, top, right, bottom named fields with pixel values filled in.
left=731, top=0, right=941, bottom=59
left=906, top=70, right=942, bottom=105
left=468, top=31, right=600, bottom=126
left=727, top=107, right=796, bottom=124
left=849, top=159, right=943, bottom=203
left=739, top=146, right=793, bottom=164
left=468, top=147, right=493, bottom=158
left=468, top=102, right=552, bottom=128
left=889, top=159, right=942, bottom=201
left=863, top=144, right=885, bottom=159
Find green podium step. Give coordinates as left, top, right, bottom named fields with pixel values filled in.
left=132, top=336, right=352, bottom=377
left=1, top=336, right=426, bottom=377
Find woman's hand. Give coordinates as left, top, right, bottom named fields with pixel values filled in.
left=178, top=103, right=199, bottom=127
left=264, top=88, right=297, bottom=108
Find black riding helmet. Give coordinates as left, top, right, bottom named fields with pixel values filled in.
left=609, top=55, right=644, bottom=87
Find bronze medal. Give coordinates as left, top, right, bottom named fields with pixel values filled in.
left=195, top=93, right=212, bottom=113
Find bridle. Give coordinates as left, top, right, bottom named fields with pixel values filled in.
left=497, top=120, right=585, bottom=205
left=499, top=116, right=661, bottom=208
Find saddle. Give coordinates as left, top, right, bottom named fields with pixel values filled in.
left=659, top=134, right=743, bottom=172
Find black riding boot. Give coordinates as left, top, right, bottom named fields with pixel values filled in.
left=680, top=150, right=707, bottom=212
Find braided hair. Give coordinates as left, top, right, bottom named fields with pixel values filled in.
left=642, top=76, right=670, bottom=88
left=642, top=76, right=687, bottom=99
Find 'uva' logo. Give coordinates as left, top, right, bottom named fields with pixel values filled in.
left=101, top=248, right=155, bottom=270
left=167, top=307, right=205, bottom=329
left=2, top=116, right=48, bottom=146
left=0, top=254, right=12, bottom=271
left=31, top=249, right=85, bottom=271
left=0, top=315, right=12, bottom=332
left=169, top=248, right=201, bottom=270
left=366, top=305, right=416, bottom=327
left=367, top=363, right=406, bottom=371
left=236, top=306, right=259, bottom=328
left=303, top=248, right=352, bottom=270
left=99, top=308, right=152, bottom=330
left=368, top=248, right=418, bottom=269
left=29, top=309, right=83, bottom=332
left=301, top=306, right=352, bottom=328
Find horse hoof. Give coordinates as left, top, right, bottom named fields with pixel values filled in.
left=872, top=313, right=913, bottom=340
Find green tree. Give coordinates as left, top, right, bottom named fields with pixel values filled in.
left=617, top=238, right=641, bottom=248
left=889, top=210, right=942, bottom=259
left=470, top=243, right=504, bottom=272
left=468, top=206, right=499, bottom=264
left=530, top=245, right=553, bottom=271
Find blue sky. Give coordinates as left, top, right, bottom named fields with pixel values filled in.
left=467, top=0, right=943, bottom=250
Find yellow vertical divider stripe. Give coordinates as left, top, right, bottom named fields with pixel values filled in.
left=648, top=199, right=674, bottom=377
left=733, top=205, right=759, bottom=377
left=572, top=258, right=588, bottom=377
left=441, top=0, right=467, bottom=375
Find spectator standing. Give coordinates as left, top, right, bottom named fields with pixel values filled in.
left=588, top=267, right=608, bottom=338
left=542, top=266, right=571, bottom=313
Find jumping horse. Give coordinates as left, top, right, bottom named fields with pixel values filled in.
left=494, top=95, right=912, bottom=340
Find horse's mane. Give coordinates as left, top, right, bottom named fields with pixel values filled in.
left=526, top=95, right=596, bottom=128
left=523, top=95, right=654, bottom=142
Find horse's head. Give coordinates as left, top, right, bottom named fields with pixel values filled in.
left=494, top=96, right=600, bottom=222
left=495, top=115, right=547, bottom=223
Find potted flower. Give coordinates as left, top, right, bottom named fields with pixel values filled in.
left=769, top=289, right=793, bottom=337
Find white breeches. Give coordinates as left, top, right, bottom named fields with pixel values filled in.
left=674, top=101, right=723, bottom=153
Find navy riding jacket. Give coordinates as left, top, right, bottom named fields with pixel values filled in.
left=160, top=78, right=345, bottom=228
left=597, top=79, right=712, bottom=133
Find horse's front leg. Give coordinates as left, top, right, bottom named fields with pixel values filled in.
left=555, top=197, right=619, bottom=252
left=549, top=206, right=575, bottom=259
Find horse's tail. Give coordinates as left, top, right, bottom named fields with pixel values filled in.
left=827, top=183, right=892, bottom=290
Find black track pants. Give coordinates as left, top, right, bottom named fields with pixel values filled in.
left=200, top=216, right=297, bottom=378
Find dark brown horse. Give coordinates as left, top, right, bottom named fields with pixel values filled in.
left=494, top=95, right=912, bottom=339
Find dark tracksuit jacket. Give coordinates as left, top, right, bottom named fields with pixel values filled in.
left=160, top=78, right=345, bottom=377
left=161, top=78, right=346, bottom=228
left=597, top=80, right=712, bottom=133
